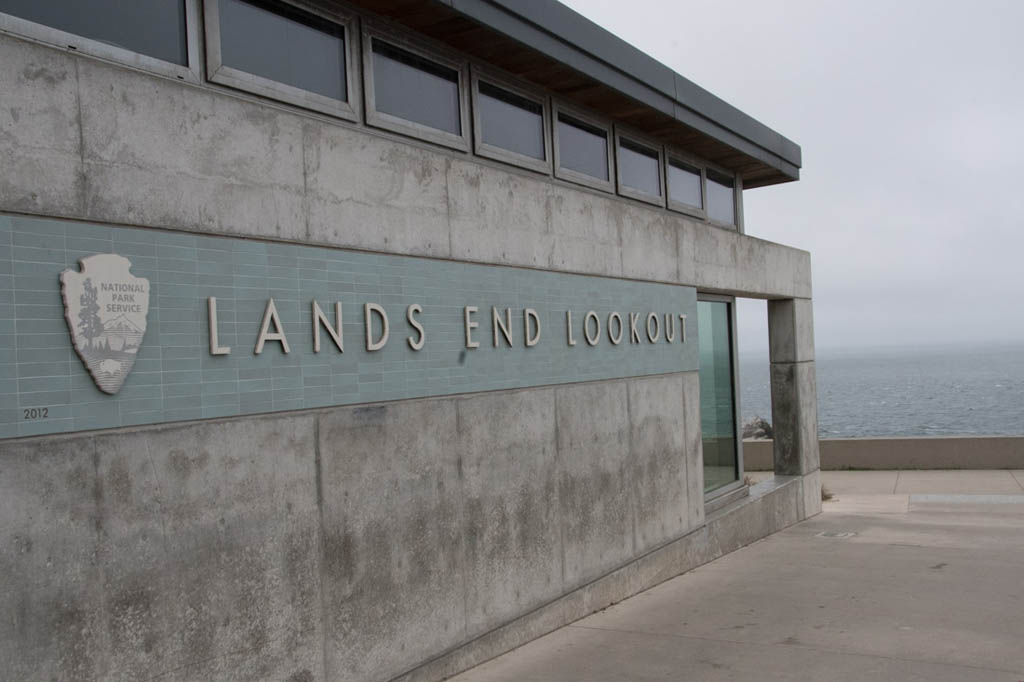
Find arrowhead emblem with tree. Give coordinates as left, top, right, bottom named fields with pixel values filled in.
left=61, top=254, right=150, bottom=395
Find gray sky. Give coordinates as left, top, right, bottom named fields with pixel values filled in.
left=562, top=0, right=1024, bottom=353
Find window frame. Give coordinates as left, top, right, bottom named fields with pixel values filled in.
left=470, top=65, right=552, bottom=175
left=552, top=101, right=615, bottom=193
left=361, top=22, right=470, bottom=152
left=705, top=165, right=740, bottom=230
left=665, top=149, right=707, bottom=220
left=0, top=0, right=201, bottom=83
left=697, top=293, right=745, bottom=502
left=202, top=0, right=360, bottom=121
left=613, top=126, right=665, bottom=206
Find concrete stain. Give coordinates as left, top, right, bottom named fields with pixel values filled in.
left=462, top=169, right=481, bottom=190
left=351, top=404, right=388, bottom=424
left=517, top=485, right=550, bottom=557
left=107, top=580, right=155, bottom=655
left=464, top=498, right=483, bottom=553
left=51, top=598, right=97, bottom=680
left=13, top=533, right=33, bottom=554
left=241, top=106, right=282, bottom=139
left=20, top=65, right=67, bottom=86
left=105, top=455, right=133, bottom=507
left=168, top=447, right=211, bottom=479
left=119, top=91, right=136, bottom=115
left=322, top=526, right=356, bottom=584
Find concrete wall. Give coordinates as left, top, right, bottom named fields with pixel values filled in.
left=1, top=373, right=716, bottom=681
left=0, top=29, right=821, bottom=682
left=1, top=373, right=814, bottom=682
left=745, top=436, right=1024, bottom=471
left=0, top=34, right=811, bottom=300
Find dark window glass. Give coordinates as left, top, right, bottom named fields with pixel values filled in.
left=372, top=41, right=461, bottom=135
left=699, top=300, right=738, bottom=493
left=478, top=81, right=544, bottom=160
left=557, top=114, right=608, bottom=181
left=218, top=0, right=346, bottom=102
left=0, top=0, right=188, bottom=65
left=707, top=170, right=736, bottom=225
left=668, top=159, right=702, bottom=209
left=618, top=138, right=660, bottom=196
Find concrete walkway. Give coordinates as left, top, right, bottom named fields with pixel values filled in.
left=449, top=471, right=1024, bottom=681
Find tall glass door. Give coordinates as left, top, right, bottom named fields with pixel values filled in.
left=698, top=298, right=740, bottom=493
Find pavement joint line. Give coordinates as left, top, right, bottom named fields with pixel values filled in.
left=892, top=470, right=901, bottom=494
left=565, top=624, right=1024, bottom=676
left=1011, top=470, right=1024, bottom=492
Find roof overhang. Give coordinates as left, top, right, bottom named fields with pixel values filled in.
left=350, top=0, right=802, bottom=187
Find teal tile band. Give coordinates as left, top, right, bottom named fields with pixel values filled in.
left=0, top=215, right=697, bottom=439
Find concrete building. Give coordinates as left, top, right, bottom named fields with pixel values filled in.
left=0, top=1, right=819, bottom=680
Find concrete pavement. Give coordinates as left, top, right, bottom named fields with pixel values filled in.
left=448, top=471, right=1024, bottom=681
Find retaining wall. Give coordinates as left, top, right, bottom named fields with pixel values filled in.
left=744, top=436, right=1024, bottom=470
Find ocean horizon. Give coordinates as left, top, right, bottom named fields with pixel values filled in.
left=739, top=341, right=1024, bottom=438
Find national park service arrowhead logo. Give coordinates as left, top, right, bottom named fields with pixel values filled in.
left=61, top=254, right=150, bottom=395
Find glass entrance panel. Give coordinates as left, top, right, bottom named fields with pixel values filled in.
left=699, top=299, right=739, bottom=492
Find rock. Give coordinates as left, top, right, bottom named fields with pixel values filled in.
left=742, top=416, right=773, bottom=440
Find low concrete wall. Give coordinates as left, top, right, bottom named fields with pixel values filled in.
left=744, top=436, right=1024, bottom=470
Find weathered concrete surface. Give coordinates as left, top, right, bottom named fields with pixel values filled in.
left=745, top=436, right=1024, bottom=471
left=681, top=372, right=706, bottom=528
left=799, top=467, right=823, bottom=518
left=306, top=120, right=452, bottom=258
left=769, top=361, right=820, bottom=476
left=397, top=477, right=806, bottom=682
left=619, top=206, right=678, bottom=283
left=449, top=479, right=1024, bottom=682
left=0, top=374, right=819, bottom=682
left=554, top=380, right=633, bottom=586
left=545, top=188, right=625, bottom=278
left=0, top=414, right=322, bottom=682
left=768, top=297, right=820, bottom=479
left=78, top=57, right=308, bottom=242
left=0, top=37, right=84, bottom=216
left=628, top=374, right=690, bottom=551
left=0, top=33, right=812, bottom=299
left=318, top=399, right=464, bottom=682
left=767, top=297, right=815, bottom=362
left=456, top=389, right=561, bottom=638
left=446, top=159, right=552, bottom=268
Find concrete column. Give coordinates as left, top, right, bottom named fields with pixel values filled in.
left=768, top=299, right=821, bottom=517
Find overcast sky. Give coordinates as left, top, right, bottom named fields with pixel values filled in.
left=562, top=0, right=1024, bottom=353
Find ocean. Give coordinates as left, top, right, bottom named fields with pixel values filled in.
left=738, top=343, right=1024, bottom=438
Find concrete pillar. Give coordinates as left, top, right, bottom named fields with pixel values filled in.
left=768, top=298, right=821, bottom=517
